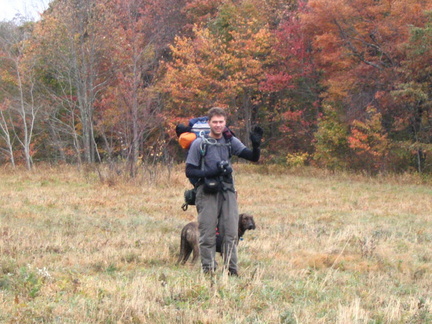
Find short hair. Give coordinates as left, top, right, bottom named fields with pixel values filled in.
left=208, top=107, right=227, bottom=121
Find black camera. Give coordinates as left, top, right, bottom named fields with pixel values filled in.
left=217, top=160, right=232, bottom=175
left=217, top=160, right=229, bottom=169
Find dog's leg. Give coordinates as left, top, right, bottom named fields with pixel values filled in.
left=182, top=247, right=193, bottom=264
left=178, top=234, right=192, bottom=264
left=177, top=237, right=185, bottom=264
left=191, top=244, right=199, bottom=263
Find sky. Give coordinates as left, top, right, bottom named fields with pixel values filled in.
left=0, top=0, right=50, bottom=21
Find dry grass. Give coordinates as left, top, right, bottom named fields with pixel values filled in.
left=0, top=163, right=431, bottom=323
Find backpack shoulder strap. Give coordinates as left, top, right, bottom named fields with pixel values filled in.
left=199, top=134, right=209, bottom=171
left=226, top=137, right=232, bottom=158
left=199, top=135, right=232, bottom=171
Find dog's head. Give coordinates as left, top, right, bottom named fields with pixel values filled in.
left=239, top=213, right=256, bottom=232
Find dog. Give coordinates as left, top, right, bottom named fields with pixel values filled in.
left=177, top=213, right=256, bottom=265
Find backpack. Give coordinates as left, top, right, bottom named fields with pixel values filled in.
left=189, top=117, right=210, bottom=136
left=176, top=116, right=211, bottom=149
left=176, top=116, right=234, bottom=163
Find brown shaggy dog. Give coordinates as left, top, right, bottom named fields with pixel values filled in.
left=177, top=213, right=256, bottom=265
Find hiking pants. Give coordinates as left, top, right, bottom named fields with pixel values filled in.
left=195, top=181, right=239, bottom=272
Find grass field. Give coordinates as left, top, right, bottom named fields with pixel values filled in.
left=0, top=164, right=431, bottom=323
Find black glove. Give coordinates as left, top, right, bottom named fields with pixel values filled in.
left=216, top=160, right=233, bottom=175
left=250, top=126, right=263, bottom=148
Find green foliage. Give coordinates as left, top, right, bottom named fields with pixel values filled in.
left=313, top=105, right=349, bottom=170
left=389, top=12, right=432, bottom=172
left=286, top=152, right=309, bottom=167
left=1, top=264, right=51, bottom=300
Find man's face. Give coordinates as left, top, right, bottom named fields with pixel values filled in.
left=209, top=114, right=226, bottom=138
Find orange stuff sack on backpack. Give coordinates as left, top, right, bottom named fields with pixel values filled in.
left=179, top=132, right=197, bottom=149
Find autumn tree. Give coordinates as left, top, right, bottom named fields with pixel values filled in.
left=260, top=2, right=321, bottom=157
left=391, top=12, right=432, bottom=172
left=0, top=20, right=41, bottom=169
left=348, top=106, right=389, bottom=173
left=161, top=0, right=274, bottom=145
left=301, top=0, right=432, bottom=170
left=28, top=13, right=81, bottom=163
left=0, top=22, right=17, bottom=166
left=30, top=0, right=118, bottom=164
left=313, top=104, right=349, bottom=170
left=94, top=0, right=165, bottom=176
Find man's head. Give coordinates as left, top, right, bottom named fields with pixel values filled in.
left=207, top=107, right=227, bottom=139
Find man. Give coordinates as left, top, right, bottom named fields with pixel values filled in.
left=185, top=107, right=262, bottom=276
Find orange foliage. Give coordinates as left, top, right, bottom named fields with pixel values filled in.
left=301, top=0, right=432, bottom=105
left=161, top=17, right=273, bottom=117
left=348, top=107, right=389, bottom=171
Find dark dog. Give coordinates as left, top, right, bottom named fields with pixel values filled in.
left=177, top=213, right=256, bottom=265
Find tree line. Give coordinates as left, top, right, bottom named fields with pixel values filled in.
left=1, top=0, right=432, bottom=174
